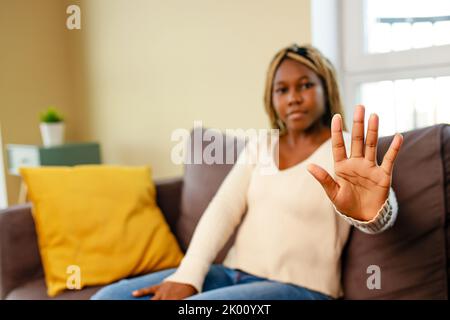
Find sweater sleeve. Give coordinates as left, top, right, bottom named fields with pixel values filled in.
left=162, top=139, right=256, bottom=292
left=333, top=187, right=399, bottom=234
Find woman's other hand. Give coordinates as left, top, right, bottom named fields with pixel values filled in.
left=132, top=281, right=198, bottom=300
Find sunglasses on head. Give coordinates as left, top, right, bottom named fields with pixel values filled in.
left=286, top=44, right=314, bottom=64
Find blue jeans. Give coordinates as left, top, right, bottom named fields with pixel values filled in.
left=90, top=264, right=332, bottom=300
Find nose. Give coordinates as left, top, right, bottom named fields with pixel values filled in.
left=287, top=89, right=302, bottom=106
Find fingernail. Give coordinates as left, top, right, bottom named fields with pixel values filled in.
left=332, top=114, right=341, bottom=130
left=370, top=113, right=378, bottom=122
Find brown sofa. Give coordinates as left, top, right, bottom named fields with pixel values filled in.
left=0, top=123, right=449, bottom=300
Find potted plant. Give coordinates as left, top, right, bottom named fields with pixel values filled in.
left=39, top=107, right=65, bottom=147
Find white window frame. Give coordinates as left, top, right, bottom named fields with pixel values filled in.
left=341, top=0, right=450, bottom=125
left=311, top=0, right=341, bottom=70
left=312, top=0, right=352, bottom=122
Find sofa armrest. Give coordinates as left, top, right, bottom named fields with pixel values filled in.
left=155, top=177, right=183, bottom=235
left=0, top=204, right=44, bottom=299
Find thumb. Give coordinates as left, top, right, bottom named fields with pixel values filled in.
left=307, top=164, right=339, bottom=202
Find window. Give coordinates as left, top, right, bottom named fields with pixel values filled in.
left=367, top=0, right=450, bottom=53
left=361, top=76, right=450, bottom=136
left=342, top=0, right=450, bottom=136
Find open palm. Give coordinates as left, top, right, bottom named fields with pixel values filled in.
left=307, top=105, right=403, bottom=221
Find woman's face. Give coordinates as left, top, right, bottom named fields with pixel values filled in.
left=272, top=58, right=327, bottom=133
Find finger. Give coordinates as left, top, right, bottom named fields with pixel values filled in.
left=364, top=113, right=379, bottom=163
left=132, top=284, right=160, bottom=297
left=331, top=113, right=347, bottom=163
left=380, top=133, right=404, bottom=175
left=150, top=292, right=162, bottom=300
left=351, top=105, right=365, bottom=158
left=307, top=164, right=339, bottom=202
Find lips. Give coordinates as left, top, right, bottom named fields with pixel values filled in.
left=287, top=111, right=308, bottom=120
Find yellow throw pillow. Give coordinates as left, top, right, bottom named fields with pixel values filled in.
left=20, top=165, right=184, bottom=297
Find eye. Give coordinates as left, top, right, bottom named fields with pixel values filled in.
left=275, top=87, right=288, bottom=94
left=299, top=82, right=314, bottom=90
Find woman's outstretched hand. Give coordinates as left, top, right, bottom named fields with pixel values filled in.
left=307, top=105, right=403, bottom=221
left=132, top=281, right=197, bottom=300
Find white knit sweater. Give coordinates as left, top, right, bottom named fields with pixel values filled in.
left=164, top=131, right=398, bottom=298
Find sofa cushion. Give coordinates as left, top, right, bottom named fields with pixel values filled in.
left=342, top=124, right=449, bottom=299
left=444, top=125, right=450, bottom=294
left=5, top=278, right=102, bottom=300
left=177, top=128, right=245, bottom=263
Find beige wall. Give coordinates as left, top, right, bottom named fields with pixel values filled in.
left=79, top=0, right=311, bottom=179
left=0, top=0, right=84, bottom=205
left=0, top=0, right=311, bottom=205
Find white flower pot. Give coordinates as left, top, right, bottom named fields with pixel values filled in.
left=40, top=122, right=65, bottom=147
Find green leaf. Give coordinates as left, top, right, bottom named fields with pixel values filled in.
left=40, top=107, right=64, bottom=123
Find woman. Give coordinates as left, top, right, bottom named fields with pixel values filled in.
left=91, top=44, right=403, bottom=300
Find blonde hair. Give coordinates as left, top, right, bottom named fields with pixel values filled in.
left=264, top=44, right=346, bottom=135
